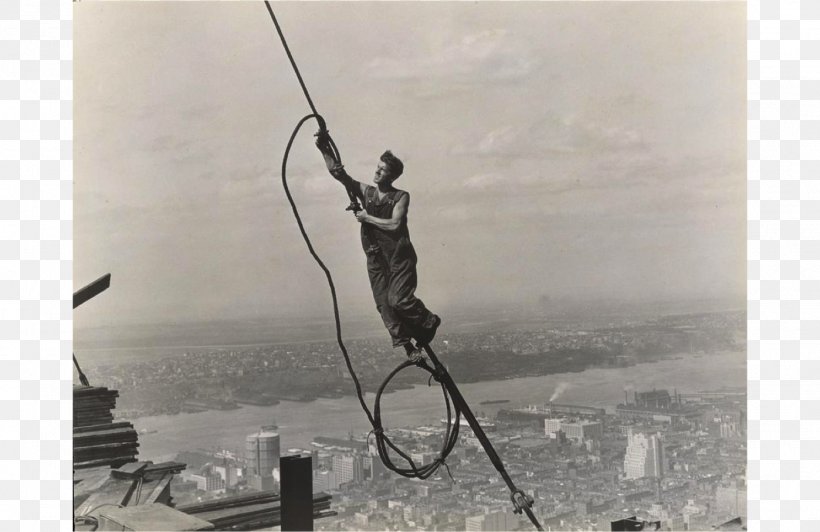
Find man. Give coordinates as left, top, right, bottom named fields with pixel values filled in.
left=316, top=133, right=440, bottom=360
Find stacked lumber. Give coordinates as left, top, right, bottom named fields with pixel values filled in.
left=177, top=491, right=335, bottom=530
left=74, top=385, right=139, bottom=469
left=74, top=386, right=119, bottom=427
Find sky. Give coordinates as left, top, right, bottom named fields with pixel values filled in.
left=74, top=1, right=746, bottom=333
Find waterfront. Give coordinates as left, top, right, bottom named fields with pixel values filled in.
left=132, top=350, right=745, bottom=461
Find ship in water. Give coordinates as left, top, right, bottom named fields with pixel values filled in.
left=480, top=399, right=510, bottom=405
left=440, top=417, right=496, bottom=432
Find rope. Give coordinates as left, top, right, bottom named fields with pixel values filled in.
left=264, top=4, right=542, bottom=529
left=263, top=1, right=321, bottom=123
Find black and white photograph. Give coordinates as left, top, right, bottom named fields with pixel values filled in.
left=72, top=2, right=747, bottom=530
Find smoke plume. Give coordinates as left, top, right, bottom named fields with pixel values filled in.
left=549, top=382, right=571, bottom=402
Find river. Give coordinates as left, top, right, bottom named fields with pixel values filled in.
left=131, top=350, right=746, bottom=462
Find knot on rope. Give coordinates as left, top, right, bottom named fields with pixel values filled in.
left=426, top=362, right=446, bottom=386
left=366, top=426, right=384, bottom=450
left=438, top=458, right=456, bottom=484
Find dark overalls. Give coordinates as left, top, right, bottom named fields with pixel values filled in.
left=360, top=185, right=437, bottom=348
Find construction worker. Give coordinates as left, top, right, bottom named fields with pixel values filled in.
left=316, top=133, right=441, bottom=360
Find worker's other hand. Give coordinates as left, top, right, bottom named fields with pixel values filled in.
left=314, top=130, right=331, bottom=150
left=354, top=210, right=368, bottom=223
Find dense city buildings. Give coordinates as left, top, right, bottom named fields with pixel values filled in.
left=78, top=309, right=745, bottom=530
left=465, top=509, right=518, bottom=531
left=155, top=381, right=746, bottom=531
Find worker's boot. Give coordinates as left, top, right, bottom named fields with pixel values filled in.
left=416, top=314, right=441, bottom=347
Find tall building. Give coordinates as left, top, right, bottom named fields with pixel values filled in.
left=634, top=390, right=675, bottom=409
left=245, top=429, right=280, bottom=477
left=624, top=431, right=665, bottom=479
left=313, top=469, right=339, bottom=492
left=185, top=467, right=227, bottom=493
left=544, top=418, right=603, bottom=442
left=364, top=454, right=389, bottom=481
left=545, top=418, right=562, bottom=436
left=212, top=463, right=239, bottom=488
left=332, top=454, right=364, bottom=486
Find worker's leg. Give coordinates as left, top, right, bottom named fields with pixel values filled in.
left=366, top=249, right=412, bottom=348
left=386, top=244, right=440, bottom=345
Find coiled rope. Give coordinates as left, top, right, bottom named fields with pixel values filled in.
left=264, top=3, right=542, bottom=529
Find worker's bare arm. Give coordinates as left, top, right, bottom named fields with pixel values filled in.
left=329, top=166, right=367, bottom=200
left=355, top=192, right=408, bottom=232
left=316, top=136, right=365, bottom=200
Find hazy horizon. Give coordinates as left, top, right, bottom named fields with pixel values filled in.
left=75, top=296, right=744, bottom=354
left=75, top=2, right=746, bottom=333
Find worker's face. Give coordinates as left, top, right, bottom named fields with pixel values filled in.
left=374, top=161, right=394, bottom=185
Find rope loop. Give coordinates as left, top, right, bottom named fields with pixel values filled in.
left=370, top=358, right=461, bottom=480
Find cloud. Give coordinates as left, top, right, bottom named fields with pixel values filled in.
left=463, top=173, right=502, bottom=190
left=458, top=170, right=617, bottom=199
left=301, top=175, right=342, bottom=199
left=461, top=172, right=553, bottom=191
left=365, top=29, right=538, bottom=84
left=450, top=113, right=645, bottom=159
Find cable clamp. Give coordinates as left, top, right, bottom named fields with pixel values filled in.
left=511, top=489, right=534, bottom=514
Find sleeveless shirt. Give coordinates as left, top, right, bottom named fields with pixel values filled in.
left=361, top=185, right=412, bottom=260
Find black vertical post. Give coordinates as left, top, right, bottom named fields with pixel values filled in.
left=281, top=455, right=312, bottom=531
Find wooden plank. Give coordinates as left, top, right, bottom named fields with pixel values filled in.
left=73, top=386, right=118, bottom=398
left=177, top=492, right=280, bottom=514
left=73, top=428, right=138, bottom=447
left=73, top=273, right=111, bottom=309
left=142, top=475, right=172, bottom=505
left=74, top=456, right=138, bottom=470
left=74, top=421, right=133, bottom=434
left=74, top=445, right=139, bottom=463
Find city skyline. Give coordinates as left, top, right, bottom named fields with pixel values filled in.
left=75, top=305, right=746, bottom=530
left=75, top=2, right=746, bottom=331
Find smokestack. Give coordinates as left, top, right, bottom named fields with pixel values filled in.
left=625, top=391, right=628, bottom=406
